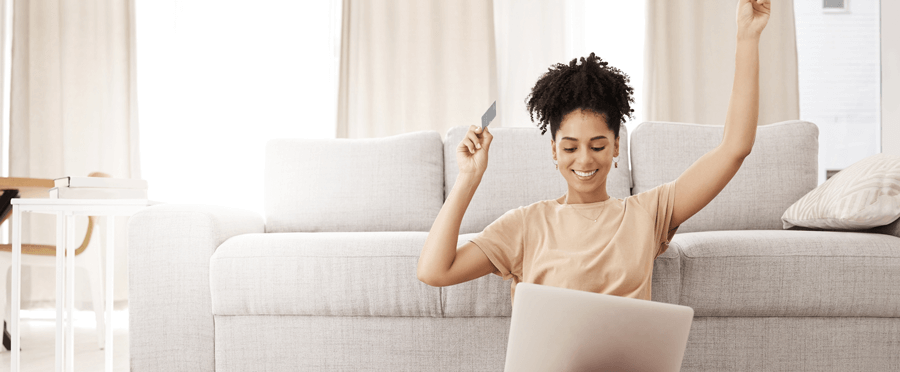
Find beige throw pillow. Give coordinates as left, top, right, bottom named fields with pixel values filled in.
left=782, top=153, right=900, bottom=230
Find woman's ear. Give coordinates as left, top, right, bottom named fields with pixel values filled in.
left=551, top=140, right=557, bottom=160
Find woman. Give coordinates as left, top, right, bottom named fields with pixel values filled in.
left=417, top=0, right=771, bottom=306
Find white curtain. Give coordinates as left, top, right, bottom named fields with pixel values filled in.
left=644, top=0, right=799, bottom=126
left=337, top=0, right=497, bottom=140
left=338, top=0, right=648, bottom=139
left=8, top=0, right=137, bottom=309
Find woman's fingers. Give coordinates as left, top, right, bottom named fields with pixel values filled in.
left=460, top=124, right=492, bottom=156
left=466, top=125, right=484, bottom=151
left=464, top=137, right=476, bottom=154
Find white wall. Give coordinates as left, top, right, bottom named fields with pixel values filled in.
left=884, top=0, right=900, bottom=156
left=795, top=0, right=881, bottom=183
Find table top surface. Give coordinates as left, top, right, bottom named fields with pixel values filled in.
left=0, top=177, right=55, bottom=198
left=0, top=177, right=55, bottom=188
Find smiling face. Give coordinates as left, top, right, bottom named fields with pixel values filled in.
left=551, top=109, right=620, bottom=204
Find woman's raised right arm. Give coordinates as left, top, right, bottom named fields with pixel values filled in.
left=417, top=125, right=497, bottom=287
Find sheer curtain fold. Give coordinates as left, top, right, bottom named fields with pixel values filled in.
left=492, top=0, right=580, bottom=130
left=644, top=0, right=799, bottom=126
left=337, top=0, right=497, bottom=140
left=8, top=0, right=137, bottom=308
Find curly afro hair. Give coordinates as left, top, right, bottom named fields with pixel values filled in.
left=526, top=52, right=634, bottom=141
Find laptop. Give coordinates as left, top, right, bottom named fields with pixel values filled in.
left=504, top=283, right=694, bottom=372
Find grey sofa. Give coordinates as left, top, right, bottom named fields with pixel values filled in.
left=129, top=120, right=900, bottom=371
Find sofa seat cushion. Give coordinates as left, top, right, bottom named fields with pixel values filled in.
left=440, top=234, right=512, bottom=317
left=210, top=232, right=441, bottom=317
left=675, top=230, right=900, bottom=317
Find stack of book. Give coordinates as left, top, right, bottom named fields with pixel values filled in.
left=51, top=177, right=148, bottom=199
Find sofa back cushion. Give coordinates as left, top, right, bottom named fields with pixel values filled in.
left=444, top=125, right=632, bottom=235
left=629, top=120, right=818, bottom=232
left=265, top=131, right=444, bottom=233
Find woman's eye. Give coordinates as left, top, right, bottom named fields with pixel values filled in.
left=563, top=147, right=606, bottom=152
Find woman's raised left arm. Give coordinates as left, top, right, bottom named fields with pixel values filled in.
left=669, top=0, right=771, bottom=229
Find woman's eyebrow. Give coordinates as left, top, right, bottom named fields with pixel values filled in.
left=561, top=136, right=607, bottom=141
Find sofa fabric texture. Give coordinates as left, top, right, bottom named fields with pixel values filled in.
left=682, top=317, right=900, bottom=371
left=630, top=120, right=818, bottom=233
left=214, top=316, right=512, bottom=372
left=210, top=232, right=441, bottom=317
left=211, top=316, right=900, bottom=372
left=265, top=131, right=444, bottom=233
left=130, top=120, right=900, bottom=372
left=129, top=204, right=265, bottom=372
left=675, top=230, right=900, bottom=317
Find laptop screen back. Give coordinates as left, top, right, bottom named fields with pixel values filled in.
left=504, top=282, right=694, bottom=372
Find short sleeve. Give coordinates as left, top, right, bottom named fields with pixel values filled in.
left=469, top=207, right=524, bottom=281
left=630, top=180, right=680, bottom=257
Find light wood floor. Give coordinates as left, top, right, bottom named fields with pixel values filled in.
left=0, top=308, right=129, bottom=372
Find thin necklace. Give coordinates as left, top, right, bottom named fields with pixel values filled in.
left=564, top=193, right=608, bottom=222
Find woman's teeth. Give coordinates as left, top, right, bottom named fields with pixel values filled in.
left=573, top=169, right=597, bottom=177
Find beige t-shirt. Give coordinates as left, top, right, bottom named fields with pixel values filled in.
left=470, top=180, right=679, bottom=307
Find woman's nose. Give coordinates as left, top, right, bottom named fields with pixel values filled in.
left=579, top=149, right=596, bottom=163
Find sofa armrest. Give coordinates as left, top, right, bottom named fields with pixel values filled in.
left=128, top=204, right=265, bottom=372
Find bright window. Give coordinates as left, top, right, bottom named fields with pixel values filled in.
left=795, top=0, right=881, bottom=183
left=137, top=0, right=341, bottom=215
left=573, top=1, right=645, bottom=142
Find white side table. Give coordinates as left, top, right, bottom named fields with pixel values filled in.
left=9, top=199, right=154, bottom=372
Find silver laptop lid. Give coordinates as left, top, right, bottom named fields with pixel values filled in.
left=504, top=282, right=694, bottom=372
